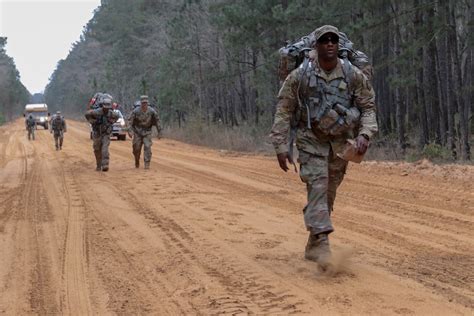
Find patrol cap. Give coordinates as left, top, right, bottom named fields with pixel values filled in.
left=102, top=98, right=113, bottom=108
left=313, top=25, right=339, bottom=42
left=140, top=95, right=149, bottom=103
left=56, top=111, right=61, bottom=115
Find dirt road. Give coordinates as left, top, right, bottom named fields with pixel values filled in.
left=0, top=119, right=472, bottom=315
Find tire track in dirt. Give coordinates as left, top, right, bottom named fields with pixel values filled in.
left=333, top=215, right=474, bottom=307
left=343, top=176, right=473, bottom=217
left=157, top=142, right=474, bottom=308
left=109, top=187, right=306, bottom=314
left=61, top=160, right=189, bottom=314
left=62, top=134, right=310, bottom=313
left=89, top=175, right=294, bottom=313
left=339, top=192, right=472, bottom=248
left=0, top=187, right=21, bottom=233
left=0, top=129, right=28, bottom=313
left=7, top=137, right=59, bottom=314
left=164, top=141, right=473, bottom=221
left=154, top=144, right=473, bottom=248
left=57, top=126, right=188, bottom=313
left=56, top=160, right=93, bottom=315
left=0, top=126, right=19, bottom=168
left=25, top=161, right=57, bottom=314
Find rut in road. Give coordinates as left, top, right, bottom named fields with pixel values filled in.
left=58, top=162, right=93, bottom=315
left=0, top=132, right=60, bottom=314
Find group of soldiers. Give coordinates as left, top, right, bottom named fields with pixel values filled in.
left=25, top=95, right=161, bottom=174
left=25, top=111, right=66, bottom=149
left=85, top=95, right=161, bottom=172
left=23, top=24, right=377, bottom=272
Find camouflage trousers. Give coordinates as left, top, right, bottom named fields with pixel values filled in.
left=132, top=133, right=153, bottom=163
left=53, top=131, right=63, bottom=149
left=92, top=133, right=111, bottom=168
left=27, top=127, right=35, bottom=140
left=298, top=149, right=348, bottom=236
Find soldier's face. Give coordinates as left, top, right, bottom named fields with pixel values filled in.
left=141, top=102, right=148, bottom=111
left=316, top=33, right=339, bottom=61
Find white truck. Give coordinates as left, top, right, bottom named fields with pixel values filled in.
left=24, top=103, right=50, bottom=129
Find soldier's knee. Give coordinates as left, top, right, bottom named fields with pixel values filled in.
left=300, top=165, right=328, bottom=185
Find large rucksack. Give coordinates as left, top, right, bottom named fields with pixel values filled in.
left=51, top=115, right=64, bottom=131
left=26, top=116, right=35, bottom=127
left=88, top=92, right=113, bottom=109
left=278, top=31, right=373, bottom=83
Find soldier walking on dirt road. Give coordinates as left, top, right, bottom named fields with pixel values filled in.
left=128, top=95, right=162, bottom=169
left=50, top=111, right=67, bottom=150
left=269, top=25, right=378, bottom=270
left=25, top=113, right=36, bottom=141
left=85, top=98, right=119, bottom=172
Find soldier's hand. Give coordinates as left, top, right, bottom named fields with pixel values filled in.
left=355, top=135, right=369, bottom=155
left=277, top=152, right=294, bottom=172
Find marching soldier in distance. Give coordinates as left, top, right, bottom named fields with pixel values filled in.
left=128, top=95, right=162, bottom=169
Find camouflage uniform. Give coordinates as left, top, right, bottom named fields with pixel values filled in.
left=50, top=114, right=66, bottom=150
left=25, top=115, right=36, bottom=140
left=85, top=107, right=119, bottom=171
left=128, top=104, right=161, bottom=168
left=269, top=39, right=378, bottom=237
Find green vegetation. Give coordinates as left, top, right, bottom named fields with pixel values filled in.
left=421, top=143, right=452, bottom=161
left=44, top=0, right=473, bottom=160
left=0, top=37, right=30, bottom=123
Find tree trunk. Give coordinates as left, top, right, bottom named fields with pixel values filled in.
left=391, top=1, right=406, bottom=151
left=434, top=21, right=448, bottom=146
left=448, top=2, right=469, bottom=159
left=426, top=6, right=441, bottom=144
left=237, top=61, right=249, bottom=122
left=415, top=0, right=429, bottom=147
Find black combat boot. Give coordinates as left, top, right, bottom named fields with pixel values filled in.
left=102, top=166, right=109, bottom=172
left=135, top=159, right=139, bottom=168
left=305, top=233, right=331, bottom=270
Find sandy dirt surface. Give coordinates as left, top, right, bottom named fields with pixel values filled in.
left=0, top=119, right=472, bottom=315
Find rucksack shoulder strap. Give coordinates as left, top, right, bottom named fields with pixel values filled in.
left=340, top=58, right=355, bottom=93
left=297, top=56, right=311, bottom=95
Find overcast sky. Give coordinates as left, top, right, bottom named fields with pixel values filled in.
left=0, top=0, right=101, bottom=94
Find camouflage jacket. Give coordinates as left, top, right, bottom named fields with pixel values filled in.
left=128, top=107, right=161, bottom=136
left=51, top=115, right=66, bottom=132
left=25, top=117, right=36, bottom=128
left=269, top=58, right=378, bottom=156
left=85, top=108, right=119, bottom=135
